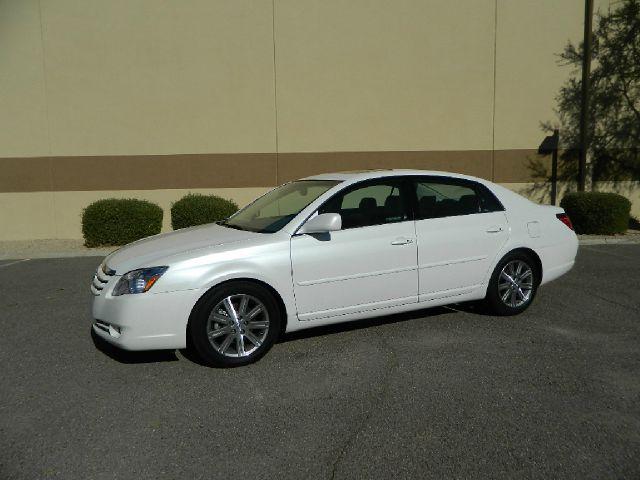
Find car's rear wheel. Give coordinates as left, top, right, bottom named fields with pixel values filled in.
left=188, top=281, right=282, bottom=367
left=485, top=251, right=540, bottom=316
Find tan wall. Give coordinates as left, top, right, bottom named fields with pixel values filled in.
left=2, top=0, right=276, bottom=158
left=494, top=0, right=583, bottom=150
left=503, top=181, right=640, bottom=219
left=275, top=0, right=495, bottom=152
left=0, top=188, right=270, bottom=241
left=2, top=0, right=637, bottom=241
left=2, top=0, right=581, bottom=160
left=0, top=1, right=49, bottom=157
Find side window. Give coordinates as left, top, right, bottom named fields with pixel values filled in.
left=414, top=178, right=503, bottom=220
left=319, top=180, right=409, bottom=229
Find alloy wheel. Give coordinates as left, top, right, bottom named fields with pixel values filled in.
left=498, top=260, right=534, bottom=308
left=206, top=294, right=270, bottom=357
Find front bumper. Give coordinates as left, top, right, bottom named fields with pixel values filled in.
left=92, top=277, right=198, bottom=351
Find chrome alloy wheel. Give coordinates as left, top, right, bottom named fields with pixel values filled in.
left=206, top=294, right=270, bottom=358
left=498, top=260, right=534, bottom=308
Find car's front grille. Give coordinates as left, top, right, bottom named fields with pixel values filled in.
left=91, top=263, right=115, bottom=296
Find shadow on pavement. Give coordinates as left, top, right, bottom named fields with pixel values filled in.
left=280, top=305, right=458, bottom=343
left=91, top=327, right=178, bottom=364
left=90, top=303, right=474, bottom=364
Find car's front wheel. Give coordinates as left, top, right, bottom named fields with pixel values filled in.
left=485, top=251, right=540, bottom=316
left=188, top=281, right=282, bottom=367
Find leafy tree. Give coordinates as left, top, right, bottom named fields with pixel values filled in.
left=540, top=0, right=640, bottom=184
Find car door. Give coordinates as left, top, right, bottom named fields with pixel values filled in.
left=290, top=178, right=418, bottom=321
left=412, top=176, right=509, bottom=301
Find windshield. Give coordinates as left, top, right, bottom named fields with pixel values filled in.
left=221, top=180, right=340, bottom=233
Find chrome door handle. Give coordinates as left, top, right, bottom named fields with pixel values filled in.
left=391, top=238, right=414, bottom=245
left=486, top=226, right=504, bottom=233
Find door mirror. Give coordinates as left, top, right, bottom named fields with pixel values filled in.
left=298, top=213, right=342, bottom=234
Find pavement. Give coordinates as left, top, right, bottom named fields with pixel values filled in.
left=1, top=245, right=639, bottom=479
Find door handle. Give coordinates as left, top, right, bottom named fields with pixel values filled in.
left=391, top=238, right=414, bottom=245
left=486, top=226, right=504, bottom=233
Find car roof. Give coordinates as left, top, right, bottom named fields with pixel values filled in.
left=302, top=169, right=488, bottom=184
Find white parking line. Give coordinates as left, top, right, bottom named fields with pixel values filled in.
left=0, top=259, right=31, bottom=269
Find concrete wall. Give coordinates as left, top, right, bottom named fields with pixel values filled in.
left=1, top=0, right=635, bottom=241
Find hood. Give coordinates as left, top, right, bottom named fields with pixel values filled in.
left=104, top=223, right=261, bottom=274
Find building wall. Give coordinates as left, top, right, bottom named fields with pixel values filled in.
left=2, top=0, right=633, bottom=241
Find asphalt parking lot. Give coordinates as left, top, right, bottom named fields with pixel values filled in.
left=1, top=245, right=639, bottom=480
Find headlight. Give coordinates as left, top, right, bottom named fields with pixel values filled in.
left=112, top=266, right=168, bottom=296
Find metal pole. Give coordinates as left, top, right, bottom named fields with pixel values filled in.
left=551, top=129, right=559, bottom=205
left=578, top=0, right=594, bottom=192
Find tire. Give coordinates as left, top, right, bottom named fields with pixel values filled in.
left=188, top=281, right=282, bottom=367
left=485, top=251, right=540, bottom=316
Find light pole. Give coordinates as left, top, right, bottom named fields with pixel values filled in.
left=539, top=129, right=560, bottom=205
left=578, top=0, right=594, bottom=192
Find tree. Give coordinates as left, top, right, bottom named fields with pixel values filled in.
left=540, top=0, right=640, bottom=185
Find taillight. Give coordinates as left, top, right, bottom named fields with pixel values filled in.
left=556, top=213, right=574, bottom=230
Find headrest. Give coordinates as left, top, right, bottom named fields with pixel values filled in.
left=384, top=195, right=401, bottom=208
left=419, top=195, right=436, bottom=210
left=458, top=194, right=479, bottom=213
left=359, top=197, right=377, bottom=210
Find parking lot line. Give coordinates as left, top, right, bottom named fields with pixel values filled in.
left=0, top=259, right=30, bottom=269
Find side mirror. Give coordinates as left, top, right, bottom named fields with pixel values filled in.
left=298, top=213, right=342, bottom=234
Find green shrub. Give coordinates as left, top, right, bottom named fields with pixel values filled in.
left=82, top=198, right=163, bottom=247
left=171, top=193, right=239, bottom=230
left=560, top=192, right=631, bottom=235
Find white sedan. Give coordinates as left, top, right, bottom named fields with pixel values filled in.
left=91, top=170, right=578, bottom=367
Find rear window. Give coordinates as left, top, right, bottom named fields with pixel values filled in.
left=414, top=178, right=504, bottom=220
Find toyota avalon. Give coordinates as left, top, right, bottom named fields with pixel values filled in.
left=91, top=170, right=578, bottom=367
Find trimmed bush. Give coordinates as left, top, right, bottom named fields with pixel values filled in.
left=82, top=198, right=163, bottom=247
left=171, top=193, right=239, bottom=230
left=560, top=192, right=631, bottom=235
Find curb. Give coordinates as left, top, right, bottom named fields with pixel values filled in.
left=0, top=249, right=115, bottom=261
left=578, top=237, right=640, bottom=246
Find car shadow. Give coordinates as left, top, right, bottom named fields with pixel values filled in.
left=91, top=327, right=179, bottom=364
left=279, top=304, right=459, bottom=343
left=91, top=301, right=484, bottom=365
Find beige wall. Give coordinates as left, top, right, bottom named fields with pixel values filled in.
left=275, top=0, right=495, bottom=152
left=0, top=188, right=270, bottom=241
left=494, top=0, right=583, bottom=150
left=3, top=0, right=585, bottom=159
left=2, top=0, right=277, bottom=157
left=0, top=0, right=49, bottom=157
left=1, top=0, right=637, bottom=241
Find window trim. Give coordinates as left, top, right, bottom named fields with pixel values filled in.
left=410, top=176, right=505, bottom=221
left=302, top=177, right=415, bottom=232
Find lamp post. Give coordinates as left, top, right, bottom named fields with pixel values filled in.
left=578, top=0, right=594, bottom=192
left=539, top=129, right=560, bottom=205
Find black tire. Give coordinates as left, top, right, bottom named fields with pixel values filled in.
left=485, top=251, right=540, bottom=316
left=188, top=281, right=282, bottom=367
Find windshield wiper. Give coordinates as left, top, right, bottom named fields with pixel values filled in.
left=218, top=221, right=246, bottom=231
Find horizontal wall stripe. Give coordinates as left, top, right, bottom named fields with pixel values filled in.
left=277, top=150, right=496, bottom=182
left=0, top=153, right=278, bottom=193
left=0, top=149, right=550, bottom=193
